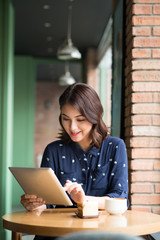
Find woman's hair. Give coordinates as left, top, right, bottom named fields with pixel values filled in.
left=58, top=83, right=109, bottom=148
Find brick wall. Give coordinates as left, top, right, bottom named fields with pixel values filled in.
left=125, top=0, right=160, bottom=213
left=34, top=82, right=66, bottom=166
left=86, top=48, right=100, bottom=93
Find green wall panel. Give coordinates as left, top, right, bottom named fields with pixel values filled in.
left=0, top=1, right=14, bottom=239
left=12, top=56, right=36, bottom=208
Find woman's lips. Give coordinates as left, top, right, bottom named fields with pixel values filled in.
left=71, top=131, right=81, bottom=136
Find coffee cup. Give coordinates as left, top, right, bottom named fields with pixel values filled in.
left=105, top=198, right=127, bottom=215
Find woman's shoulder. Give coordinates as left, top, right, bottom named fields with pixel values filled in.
left=45, top=140, right=73, bottom=151
left=46, top=140, right=64, bottom=149
left=103, top=136, right=126, bottom=147
left=102, top=136, right=127, bottom=158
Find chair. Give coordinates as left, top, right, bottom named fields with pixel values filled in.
left=56, top=231, right=143, bottom=240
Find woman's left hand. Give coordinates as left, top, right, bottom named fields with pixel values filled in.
left=64, top=180, right=85, bottom=203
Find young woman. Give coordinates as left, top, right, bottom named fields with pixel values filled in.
left=21, top=83, right=128, bottom=239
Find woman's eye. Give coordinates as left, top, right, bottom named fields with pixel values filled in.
left=77, top=119, right=85, bottom=122
left=62, top=118, right=70, bottom=121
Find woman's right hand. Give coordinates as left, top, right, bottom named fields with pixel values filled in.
left=21, top=194, right=46, bottom=211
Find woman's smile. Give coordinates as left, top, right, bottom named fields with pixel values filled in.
left=71, top=131, right=81, bottom=137
left=61, top=104, right=93, bottom=151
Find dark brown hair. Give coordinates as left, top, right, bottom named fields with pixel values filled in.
left=58, top=83, right=109, bottom=148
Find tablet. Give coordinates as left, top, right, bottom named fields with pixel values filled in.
left=9, top=167, right=73, bottom=206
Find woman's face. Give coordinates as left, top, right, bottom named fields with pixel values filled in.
left=61, top=104, right=93, bottom=151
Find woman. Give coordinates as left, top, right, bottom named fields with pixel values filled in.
left=21, top=83, right=128, bottom=239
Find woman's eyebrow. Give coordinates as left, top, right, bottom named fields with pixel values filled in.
left=62, top=113, right=83, bottom=118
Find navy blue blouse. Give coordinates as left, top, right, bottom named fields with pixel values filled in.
left=41, top=136, right=129, bottom=207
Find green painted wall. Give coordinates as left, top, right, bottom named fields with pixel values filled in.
left=12, top=56, right=36, bottom=208
left=0, top=1, right=14, bottom=239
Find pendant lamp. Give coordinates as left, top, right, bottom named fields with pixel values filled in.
left=59, top=62, right=76, bottom=86
left=57, top=1, right=81, bottom=60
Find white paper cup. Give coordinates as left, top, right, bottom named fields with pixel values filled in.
left=105, top=198, right=127, bottom=215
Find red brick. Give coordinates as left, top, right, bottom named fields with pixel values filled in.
left=128, top=137, right=160, bottom=148
left=132, top=71, right=160, bottom=81
left=152, top=49, right=160, bottom=58
left=131, top=148, right=160, bottom=159
left=133, top=16, right=160, bottom=25
left=152, top=115, right=160, bottom=125
left=132, top=27, right=151, bottom=36
left=132, top=49, right=151, bottom=58
left=133, top=82, right=160, bottom=92
left=152, top=93, right=160, bottom=102
left=153, top=5, right=160, bottom=14
left=132, top=93, right=152, bottom=103
left=154, top=160, right=160, bottom=170
left=131, top=115, right=151, bottom=125
left=130, top=205, right=151, bottom=212
left=125, top=105, right=131, bottom=117
left=125, top=0, right=160, bottom=212
left=155, top=183, right=160, bottom=193
left=132, top=104, right=160, bottom=114
left=132, top=60, right=160, bottom=70
left=34, top=82, right=63, bottom=158
left=124, top=127, right=130, bottom=137
left=153, top=27, right=160, bottom=36
left=130, top=160, right=153, bottom=170
left=131, top=171, right=160, bottom=182
left=130, top=183, right=153, bottom=193
left=131, top=194, right=160, bottom=205
left=152, top=206, right=160, bottom=214
left=133, top=5, right=152, bottom=14
left=131, top=126, right=160, bottom=136
left=134, top=37, right=160, bottom=47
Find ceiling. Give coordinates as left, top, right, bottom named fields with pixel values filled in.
left=12, top=0, right=112, bottom=82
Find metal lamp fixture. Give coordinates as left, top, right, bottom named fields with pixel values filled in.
left=59, top=62, right=76, bottom=86
left=57, top=0, right=81, bottom=60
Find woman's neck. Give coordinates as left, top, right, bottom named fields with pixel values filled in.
left=77, top=139, right=92, bottom=152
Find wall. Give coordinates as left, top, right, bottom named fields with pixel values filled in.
left=85, top=48, right=100, bottom=93
left=12, top=56, right=35, bottom=208
left=34, top=82, right=66, bottom=166
left=125, top=0, right=160, bottom=213
left=0, top=1, right=14, bottom=239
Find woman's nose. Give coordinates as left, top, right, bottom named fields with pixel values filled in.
left=70, top=120, right=77, bottom=130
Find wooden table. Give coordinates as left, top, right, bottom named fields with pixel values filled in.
left=3, top=208, right=160, bottom=240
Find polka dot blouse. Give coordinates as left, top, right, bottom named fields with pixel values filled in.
left=41, top=136, right=129, bottom=207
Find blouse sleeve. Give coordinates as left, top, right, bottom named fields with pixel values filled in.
left=106, top=139, right=129, bottom=201
left=40, top=145, right=55, bottom=170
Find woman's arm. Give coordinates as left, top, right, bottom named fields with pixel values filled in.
left=64, top=180, right=109, bottom=209
left=64, top=139, right=128, bottom=209
left=105, top=139, right=128, bottom=200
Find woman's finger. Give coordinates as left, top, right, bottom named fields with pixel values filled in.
left=66, top=182, right=80, bottom=194
left=21, top=194, right=45, bottom=211
left=21, top=194, right=37, bottom=200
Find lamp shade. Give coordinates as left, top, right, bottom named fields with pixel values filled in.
left=57, top=2, right=81, bottom=60
left=59, top=70, right=76, bottom=86
left=57, top=39, right=81, bottom=60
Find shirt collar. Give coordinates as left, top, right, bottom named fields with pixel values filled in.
left=70, top=141, right=100, bottom=157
